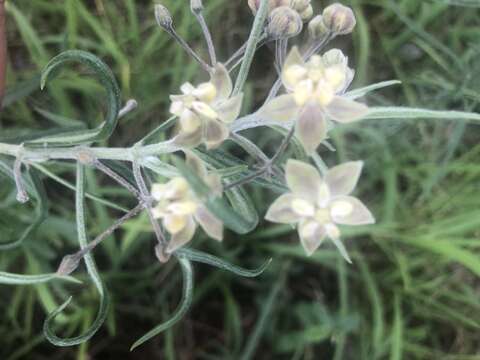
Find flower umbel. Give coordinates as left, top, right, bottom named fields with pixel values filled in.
left=265, top=159, right=375, bottom=262
left=171, top=63, right=243, bottom=149
left=151, top=152, right=224, bottom=253
left=260, top=47, right=368, bottom=154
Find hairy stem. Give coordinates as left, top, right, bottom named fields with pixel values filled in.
left=232, top=0, right=269, bottom=95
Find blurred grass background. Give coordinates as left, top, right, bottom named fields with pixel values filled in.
left=1, top=0, right=480, bottom=359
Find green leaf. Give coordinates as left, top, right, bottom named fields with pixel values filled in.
left=0, top=272, right=81, bottom=285
left=130, top=256, right=194, bottom=351
left=345, top=80, right=401, bottom=100
left=43, top=163, right=109, bottom=346
left=365, top=106, right=480, bottom=122
left=27, top=50, right=121, bottom=146
left=176, top=248, right=271, bottom=277
left=173, top=156, right=255, bottom=234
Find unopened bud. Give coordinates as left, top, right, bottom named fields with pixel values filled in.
left=322, top=3, right=356, bottom=35
left=191, top=0, right=203, bottom=12
left=267, top=6, right=303, bottom=39
left=57, top=254, right=81, bottom=276
left=155, top=4, right=173, bottom=30
left=291, top=0, right=313, bottom=21
left=247, top=0, right=290, bottom=15
left=308, top=15, right=329, bottom=39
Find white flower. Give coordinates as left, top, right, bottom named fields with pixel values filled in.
left=151, top=152, right=223, bottom=253
left=170, top=63, right=243, bottom=149
left=260, top=47, right=368, bottom=154
left=265, top=159, right=375, bottom=262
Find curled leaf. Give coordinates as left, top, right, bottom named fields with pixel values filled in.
left=176, top=248, right=271, bottom=277
left=130, top=257, right=194, bottom=351
left=28, top=50, right=121, bottom=146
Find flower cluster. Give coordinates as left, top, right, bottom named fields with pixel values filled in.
left=171, top=64, right=243, bottom=149
left=159, top=1, right=374, bottom=262
left=248, top=0, right=313, bottom=21
left=151, top=152, right=223, bottom=253
left=261, top=47, right=368, bottom=154
left=266, top=160, right=374, bottom=262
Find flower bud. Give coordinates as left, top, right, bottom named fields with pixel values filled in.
left=190, top=0, right=203, bottom=12
left=308, top=15, right=329, bottom=39
left=155, top=4, right=173, bottom=30
left=247, top=0, right=290, bottom=15
left=267, top=6, right=303, bottom=39
left=291, top=0, right=313, bottom=20
left=322, top=3, right=356, bottom=35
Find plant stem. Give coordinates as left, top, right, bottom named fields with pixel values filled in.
left=191, top=2, right=217, bottom=66
left=232, top=0, right=269, bottom=95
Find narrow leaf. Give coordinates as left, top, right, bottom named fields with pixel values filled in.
left=176, top=248, right=271, bottom=277
left=130, top=257, right=194, bottom=351
left=0, top=272, right=81, bottom=285
left=28, top=50, right=121, bottom=146
left=43, top=163, right=109, bottom=346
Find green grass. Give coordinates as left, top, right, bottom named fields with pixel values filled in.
left=1, top=0, right=480, bottom=359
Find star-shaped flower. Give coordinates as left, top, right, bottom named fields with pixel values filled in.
left=151, top=152, right=223, bottom=253
left=170, top=64, right=243, bottom=149
left=260, top=47, right=368, bottom=154
left=265, top=159, right=374, bottom=262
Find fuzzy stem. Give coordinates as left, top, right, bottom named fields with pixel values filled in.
left=232, top=0, right=269, bottom=95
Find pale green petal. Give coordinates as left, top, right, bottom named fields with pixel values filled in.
left=325, top=161, right=363, bottom=196
left=166, top=216, right=197, bottom=253
left=210, top=63, right=232, bottom=101
left=265, top=193, right=302, bottom=224
left=216, top=93, right=244, bottom=123
left=330, top=196, right=375, bottom=226
left=185, top=150, right=207, bottom=179
left=328, top=230, right=352, bottom=264
left=174, top=126, right=203, bottom=148
left=285, top=159, right=323, bottom=200
left=298, top=219, right=326, bottom=256
left=282, top=47, right=306, bottom=89
left=195, top=205, right=223, bottom=241
left=295, top=103, right=327, bottom=155
left=325, top=96, right=369, bottom=123
left=259, top=94, right=300, bottom=122
left=205, top=173, right=223, bottom=196
left=203, top=118, right=230, bottom=149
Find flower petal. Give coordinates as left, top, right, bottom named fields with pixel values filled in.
left=329, top=196, right=375, bottom=226
left=295, top=103, right=327, bottom=155
left=203, top=118, right=230, bottom=149
left=265, top=193, right=302, bottom=224
left=325, top=96, right=369, bottom=123
left=163, top=214, right=188, bottom=235
left=298, top=219, right=326, bottom=256
left=174, top=126, right=203, bottom=148
left=325, top=161, right=363, bottom=196
left=205, top=173, right=223, bottom=196
left=166, top=216, right=197, bottom=253
left=216, top=93, right=244, bottom=123
left=330, top=235, right=352, bottom=263
left=282, top=47, right=306, bottom=90
left=210, top=63, right=232, bottom=101
left=285, top=159, right=323, bottom=200
left=185, top=150, right=207, bottom=179
left=259, top=94, right=300, bottom=122
left=195, top=205, right=223, bottom=241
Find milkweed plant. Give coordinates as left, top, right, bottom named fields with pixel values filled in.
left=1, top=0, right=480, bottom=350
